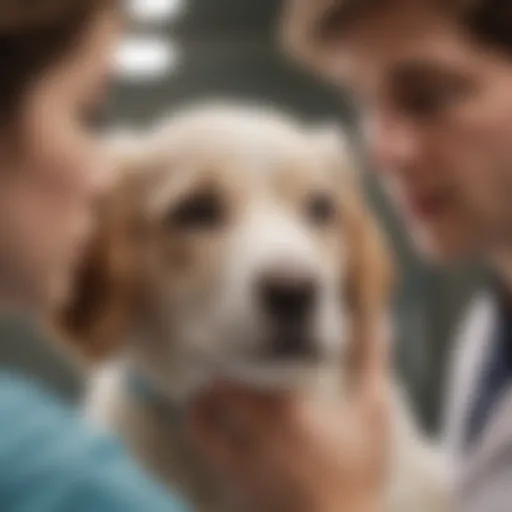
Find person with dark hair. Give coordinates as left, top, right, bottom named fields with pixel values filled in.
left=280, top=0, right=512, bottom=510
left=0, top=4, right=189, bottom=510
left=0, top=1, right=392, bottom=511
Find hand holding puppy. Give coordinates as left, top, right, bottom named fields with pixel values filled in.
left=190, top=333, right=389, bottom=512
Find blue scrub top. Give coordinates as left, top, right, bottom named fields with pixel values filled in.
left=0, top=369, right=190, bottom=512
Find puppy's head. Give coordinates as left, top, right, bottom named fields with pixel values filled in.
left=56, top=104, right=392, bottom=395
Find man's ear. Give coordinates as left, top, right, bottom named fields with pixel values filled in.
left=53, top=170, right=148, bottom=363
left=278, top=0, right=336, bottom=75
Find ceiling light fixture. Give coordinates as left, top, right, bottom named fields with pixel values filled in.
left=127, top=0, right=185, bottom=23
left=115, top=36, right=180, bottom=82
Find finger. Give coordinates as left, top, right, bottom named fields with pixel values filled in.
left=357, top=314, right=391, bottom=403
left=187, top=383, right=282, bottom=469
left=188, top=393, right=241, bottom=472
left=204, top=381, right=285, bottom=428
left=188, top=397, right=293, bottom=503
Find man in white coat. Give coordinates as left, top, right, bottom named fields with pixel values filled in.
left=283, top=0, right=512, bottom=510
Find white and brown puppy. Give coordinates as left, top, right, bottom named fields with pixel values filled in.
left=55, top=104, right=450, bottom=512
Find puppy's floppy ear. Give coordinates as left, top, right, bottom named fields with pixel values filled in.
left=53, top=141, right=151, bottom=363
left=345, top=187, right=393, bottom=376
left=315, top=125, right=393, bottom=375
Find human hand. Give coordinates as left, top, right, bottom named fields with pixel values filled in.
left=189, top=334, right=390, bottom=512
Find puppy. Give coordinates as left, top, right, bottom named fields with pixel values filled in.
left=55, top=103, right=450, bottom=512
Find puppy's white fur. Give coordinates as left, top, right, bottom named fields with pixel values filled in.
left=62, top=103, right=451, bottom=512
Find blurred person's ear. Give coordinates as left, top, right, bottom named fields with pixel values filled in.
left=278, top=0, right=334, bottom=73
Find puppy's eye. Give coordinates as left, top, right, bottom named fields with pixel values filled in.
left=166, top=191, right=225, bottom=230
left=306, top=193, right=337, bottom=226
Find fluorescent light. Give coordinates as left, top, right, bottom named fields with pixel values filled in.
left=128, top=0, right=184, bottom=23
left=115, top=36, right=180, bottom=81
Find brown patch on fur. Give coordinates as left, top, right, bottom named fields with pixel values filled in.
left=54, top=170, right=149, bottom=362
left=342, top=176, right=393, bottom=385
left=53, top=162, right=236, bottom=363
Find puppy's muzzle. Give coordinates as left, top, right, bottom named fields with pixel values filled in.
left=256, top=262, right=319, bottom=359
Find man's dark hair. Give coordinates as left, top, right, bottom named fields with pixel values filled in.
left=314, top=0, right=512, bottom=54
left=0, top=0, right=117, bottom=126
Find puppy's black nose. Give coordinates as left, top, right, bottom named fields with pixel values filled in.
left=258, top=264, right=317, bottom=325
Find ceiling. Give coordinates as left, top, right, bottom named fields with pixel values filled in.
left=110, top=0, right=353, bottom=126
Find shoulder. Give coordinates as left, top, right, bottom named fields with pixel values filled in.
left=0, top=369, right=190, bottom=512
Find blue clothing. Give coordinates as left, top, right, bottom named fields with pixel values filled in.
left=0, top=370, right=190, bottom=512
left=466, top=285, right=512, bottom=447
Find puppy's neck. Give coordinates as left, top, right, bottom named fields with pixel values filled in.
left=124, top=327, right=348, bottom=408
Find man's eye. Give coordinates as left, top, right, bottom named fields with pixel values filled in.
left=165, top=191, right=226, bottom=231
left=399, top=86, right=460, bottom=117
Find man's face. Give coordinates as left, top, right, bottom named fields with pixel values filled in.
left=323, top=3, right=512, bottom=261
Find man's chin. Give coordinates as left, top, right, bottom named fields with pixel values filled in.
left=411, top=229, right=477, bottom=266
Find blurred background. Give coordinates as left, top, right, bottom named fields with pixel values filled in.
left=0, top=0, right=485, bottom=434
